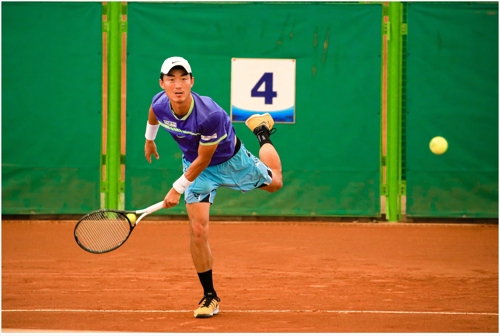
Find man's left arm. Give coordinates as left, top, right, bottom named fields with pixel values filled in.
left=184, top=143, right=218, bottom=182
left=163, top=144, right=217, bottom=208
left=184, top=112, right=225, bottom=181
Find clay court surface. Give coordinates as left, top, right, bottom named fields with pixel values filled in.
left=1, top=219, right=498, bottom=332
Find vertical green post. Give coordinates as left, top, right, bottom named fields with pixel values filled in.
left=105, top=2, right=121, bottom=209
left=386, top=2, right=402, bottom=222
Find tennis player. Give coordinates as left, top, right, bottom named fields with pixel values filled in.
left=144, top=56, right=283, bottom=318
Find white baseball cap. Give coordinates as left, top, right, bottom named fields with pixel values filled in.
left=160, top=56, right=192, bottom=75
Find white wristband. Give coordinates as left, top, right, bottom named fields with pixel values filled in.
left=145, top=122, right=160, bottom=141
left=172, top=174, right=193, bottom=194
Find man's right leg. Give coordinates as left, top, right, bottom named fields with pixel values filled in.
left=245, top=113, right=283, bottom=192
left=186, top=202, right=220, bottom=318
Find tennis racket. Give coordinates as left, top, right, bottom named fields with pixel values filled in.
left=74, top=201, right=164, bottom=254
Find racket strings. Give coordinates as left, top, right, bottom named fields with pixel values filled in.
left=75, top=211, right=131, bottom=253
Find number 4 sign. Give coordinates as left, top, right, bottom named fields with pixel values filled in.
left=231, top=58, right=296, bottom=123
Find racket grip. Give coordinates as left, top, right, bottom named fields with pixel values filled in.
left=145, top=201, right=165, bottom=214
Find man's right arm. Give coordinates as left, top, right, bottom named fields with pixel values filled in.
left=145, top=105, right=160, bottom=163
left=148, top=105, right=159, bottom=125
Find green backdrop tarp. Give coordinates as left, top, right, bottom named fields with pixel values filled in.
left=125, top=3, right=382, bottom=216
left=2, top=2, right=102, bottom=214
left=405, top=2, right=498, bottom=217
left=3, top=2, right=494, bottom=219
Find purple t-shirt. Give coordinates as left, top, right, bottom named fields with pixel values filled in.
left=151, top=91, right=237, bottom=166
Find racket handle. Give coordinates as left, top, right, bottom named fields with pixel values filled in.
left=145, top=201, right=165, bottom=214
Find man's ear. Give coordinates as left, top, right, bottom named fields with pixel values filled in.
left=159, top=78, right=164, bottom=89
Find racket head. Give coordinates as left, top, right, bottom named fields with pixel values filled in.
left=74, top=210, right=134, bottom=254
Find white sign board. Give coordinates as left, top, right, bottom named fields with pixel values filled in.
left=231, top=58, right=296, bottom=123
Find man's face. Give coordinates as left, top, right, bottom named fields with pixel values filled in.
left=159, top=68, right=194, bottom=104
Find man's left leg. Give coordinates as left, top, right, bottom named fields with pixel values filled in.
left=186, top=202, right=220, bottom=318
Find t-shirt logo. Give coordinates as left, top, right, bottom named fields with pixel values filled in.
left=201, top=133, right=217, bottom=141
left=164, top=120, right=177, bottom=128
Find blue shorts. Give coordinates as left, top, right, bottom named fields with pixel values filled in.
left=183, top=143, right=273, bottom=204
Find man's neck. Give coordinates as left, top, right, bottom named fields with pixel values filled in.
left=171, top=94, right=193, bottom=117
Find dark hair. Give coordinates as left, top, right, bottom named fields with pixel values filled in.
left=160, top=65, right=192, bottom=80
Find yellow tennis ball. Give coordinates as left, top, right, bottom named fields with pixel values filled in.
left=429, top=136, right=448, bottom=155
left=126, top=213, right=137, bottom=224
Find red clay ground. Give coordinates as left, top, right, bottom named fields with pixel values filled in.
left=2, top=220, right=498, bottom=332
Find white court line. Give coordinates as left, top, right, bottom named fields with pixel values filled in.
left=2, top=309, right=497, bottom=316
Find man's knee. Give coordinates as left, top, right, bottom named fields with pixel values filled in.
left=269, top=180, right=283, bottom=192
left=263, top=175, right=283, bottom=193
left=190, top=219, right=209, bottom=244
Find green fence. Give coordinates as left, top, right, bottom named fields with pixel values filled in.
left=405, top=2, right=498, bottom=218
left=2, top=2, right=102, bottom=214
left=2, top=2, right=498, bottom=219
left=125, top=2, right=382, bottom=216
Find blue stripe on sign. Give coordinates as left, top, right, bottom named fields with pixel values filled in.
left=231, top=106, right=295, bottom=122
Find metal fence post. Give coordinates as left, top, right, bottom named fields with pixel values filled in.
left=386, top=2, right=403, bottom=222
left=105, top=1, right=122, bottom=209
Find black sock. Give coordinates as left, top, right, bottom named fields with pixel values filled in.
left=255, top=127, right=273, bottom=147
left=197, top=270, right=217, bottom=297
